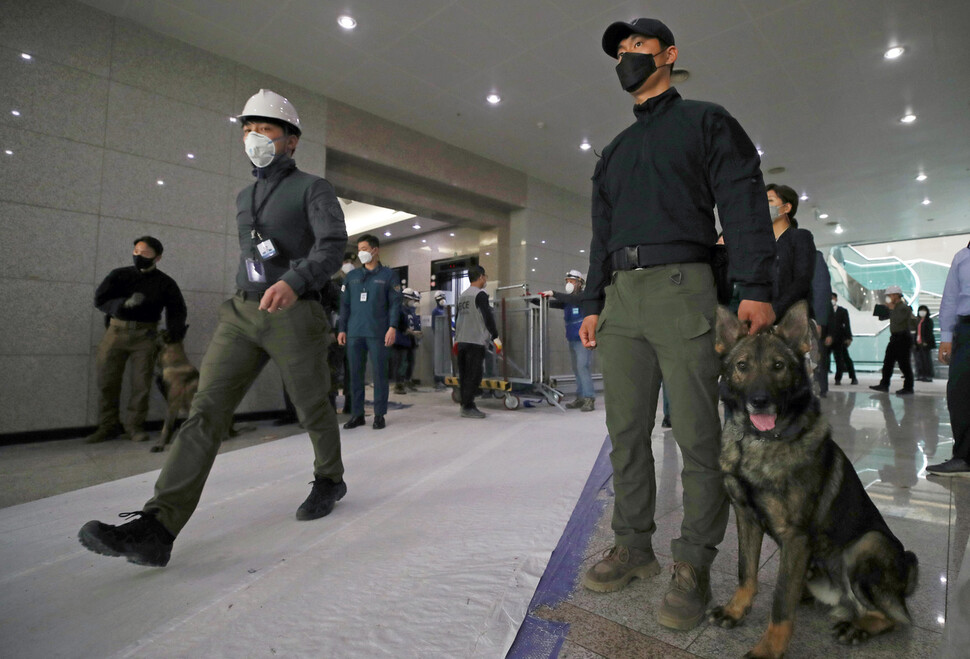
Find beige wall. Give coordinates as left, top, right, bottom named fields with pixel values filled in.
left=0, top=0, right=592, bottom=433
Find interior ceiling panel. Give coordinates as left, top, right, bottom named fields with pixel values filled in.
left=81, top=0, right=970, bottom=245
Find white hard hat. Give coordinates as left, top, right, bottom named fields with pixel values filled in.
left=403, top=288, right=420, bottom=301
left=434, top=291, right=446, bottom=300
left=565, top=269, right=585, bottom=282
left=238, top=89, right=301, bottom=136
left=885, top=285, right=903, bottom=295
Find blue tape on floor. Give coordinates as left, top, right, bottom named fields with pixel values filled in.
left=506, top=435, right=613, bottom=658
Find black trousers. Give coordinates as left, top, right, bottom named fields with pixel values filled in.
left=914, top=345, right=935, bottom=380
left=831, top=342, right=856, bottom=382
left=950, top=322, right=970, bottom=460
left=880, top=332, right=914, bottom=389
left=457, top=342, right=485, bottom=409
left=389, top=345, right=415, bottom=384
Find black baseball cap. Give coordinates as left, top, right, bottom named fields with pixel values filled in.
left=602, top=18, right=675, bottom=58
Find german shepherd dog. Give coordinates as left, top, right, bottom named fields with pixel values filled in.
left=709, top=301, right=918, bottom=658
left=151, top=330, right=199, bottom=453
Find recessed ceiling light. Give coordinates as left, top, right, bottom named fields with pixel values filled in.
left=922, top=198, right=931, bottom=206
left=756, top=147, right=765, bottom=156
left=834, top=224, right=844, bottom=234
left=384, top=230, right=392, bottom=237
left=229, top=116, right=237, bottom=123
left=579, top=249, right=585, bottom=253
left=156, top=180, right=165, bottom=186
left=10, top=110, right=20, bottom=116
left=486, top=93, right=501, bottom=105
left=186, top=153, right=195, bottom=159
left=915, top=173, right=927, bottom=181
left=900, top=113, right=917, bottom=124
left=485, top=252, right=490, bottom=256
left=819, top=213, right=829, bottom=219
left=580, top=140, right=591, bottom=151
left=541, top=240, right=546, bottom=244
left=4, top=149, right=12, bottom=155
left=412, top=223, right=421, bottom=230
left=534, top=257, right=539, bottom=261
left=337, top=15, right=357, bottom=30
left=799, top=193, right=809, bottom=201
left=421, top=239, right=427, bottom=243
left=20, top=53, right=31, bottom=60
left=884, top=46, right=905, bottom=60
left=449, top=232, right=455, bottom=237
left=531, top=268, right=536, bottom=272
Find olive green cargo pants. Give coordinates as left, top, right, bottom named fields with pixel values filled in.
left=597, top=263, right=729, bottom=569
left=144, top=293, right=343, bottom=536
left=95, top=320, right=158, bottom=432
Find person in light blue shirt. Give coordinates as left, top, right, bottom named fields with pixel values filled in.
left=926, top=240, right=970, bottom=476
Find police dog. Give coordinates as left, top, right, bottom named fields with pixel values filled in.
left=709, top=301, right=918, bottom=658
left=151, top=330, right=198, bottom=453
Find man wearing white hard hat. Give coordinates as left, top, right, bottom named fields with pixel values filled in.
left=871, top=284, right=917, bottom=395
left=78, top=89, right=349, bottom=567
left=543, top=270, right=596, bottom=411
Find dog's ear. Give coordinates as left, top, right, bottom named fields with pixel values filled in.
left=715, top=305, right=746, bottom=355
left=774, top=300, right=812, bottom=355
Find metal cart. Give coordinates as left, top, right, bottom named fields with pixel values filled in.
left=438, top=285, right=565, bottom=410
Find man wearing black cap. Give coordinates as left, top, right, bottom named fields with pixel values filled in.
left=580, top=18, right=776, bottom=631
left=85, top=236, right=187, bottom=444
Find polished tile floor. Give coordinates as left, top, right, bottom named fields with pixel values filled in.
left=533, top=374, right=969, bottom=659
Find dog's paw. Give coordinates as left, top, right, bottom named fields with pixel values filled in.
left=833, top=621, right=870, bottom=645
left=707, top=605, right=745, bottom=629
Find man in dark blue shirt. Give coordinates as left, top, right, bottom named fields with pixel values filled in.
left=338, top=234, right=402, bottom=430
left=579, top=18, right=776, bottom=631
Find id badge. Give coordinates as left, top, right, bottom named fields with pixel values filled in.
left=360, top=291, right=368, bottom=302
left=246, top=258, right=267, bottom=283
left=256, top=238, right=278, bottom=260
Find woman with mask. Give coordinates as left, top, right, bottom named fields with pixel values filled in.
left=914, top=304, right=936, bottom=382
left=766, top=183, right=817, bottom=322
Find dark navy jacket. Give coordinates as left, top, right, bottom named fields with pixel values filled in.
left=339, top=264, right=402, bottom=338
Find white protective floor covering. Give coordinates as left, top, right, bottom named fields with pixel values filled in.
left=0, top=406, right=605, bottom=658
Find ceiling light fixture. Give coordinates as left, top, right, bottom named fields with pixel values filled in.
left=485, top=252, right=491, bottom=256
left=10, top=109, right=21, bottom=116
left=337, top=15, right=357, bottom=30
left=412, top=223, right=421, bottom=230
left=756, top=147, right=765, bottom=156
left=384, top=230, right=392, bottom=237
left=229, top=116, right=237, bottom=123
left=156, top=180, right=165, bottom=186
left=884, top=46, right=905, bottom=60
left=486, top=93, right=501, bottom=105
left=579, top=249, right=585, bottom=253
left=580, top=140, right=591, bottom=151
left=799, top=193, right=809, bottom=201
left=915, top=173, right=927, bottom=181
left=20, top=53, right=31, bottom=60
left=922, top=198, right=931, bottom=206
left=449, top=232, right=455, bottom=237
left=899, top=113, right=917, bottom=124
left=186, top=153, right=195, bottom=159
left=4, top=149, right=12, bottom=155
left=834, top=224, right=844, bottom=234
left=819, top=213, right=829, bottom=219
left=421, top=239, right=427, bottom=243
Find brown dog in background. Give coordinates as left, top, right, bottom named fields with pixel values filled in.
left=709, top=301, right=918, bottom=658
left=151, top=331, right=198, bottom=453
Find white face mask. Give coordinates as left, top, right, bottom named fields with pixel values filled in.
left=341, top=262, right=354, bottom=274
left=885, top=296, right=892, bottom=304
left=564, top=282, right=575, bottom=294
left=358, top=250, right=373, bottom=265
left=919, top=310, right=928, bottom=317
left=244, top=131, right=280, bottom=168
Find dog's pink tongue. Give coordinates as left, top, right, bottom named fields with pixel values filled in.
left=750, top=413, right=776, bottom=431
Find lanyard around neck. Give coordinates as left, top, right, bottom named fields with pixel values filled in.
left=250, top=169, right=294, bottom=239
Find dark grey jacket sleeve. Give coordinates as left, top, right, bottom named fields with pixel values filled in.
left=281, top=179, right=348, bottom=295
left=476, top=291, right=499, bottom=339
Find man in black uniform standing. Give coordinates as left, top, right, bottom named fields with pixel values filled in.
left=86, top=237, right=186, bottom=444
left=579, top=18, right=776, bottom=631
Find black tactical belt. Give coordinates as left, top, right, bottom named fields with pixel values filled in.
left=611, top=244, right=711, bottom=272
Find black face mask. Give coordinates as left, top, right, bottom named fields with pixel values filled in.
left=133, top=254, right=155, bottom=271
left=615, top=51, right=666, bottom=92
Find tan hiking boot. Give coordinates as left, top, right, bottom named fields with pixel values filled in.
left=565, top=398, right=585, bottom=409
left=580, top=397, right=595, bottom=412
left=582, top=545, right=661, bottom=592
left=657, top=562, right=712, bottom=630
